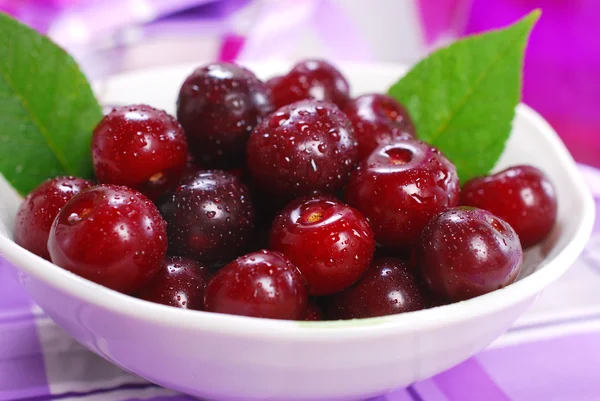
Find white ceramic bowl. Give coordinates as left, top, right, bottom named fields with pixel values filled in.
left=0, top=63, right=594, bottom=401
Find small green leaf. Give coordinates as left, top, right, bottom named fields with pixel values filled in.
left=0, top=13, right=102, bottom=195
left=388, top=10, right=540, bottom=182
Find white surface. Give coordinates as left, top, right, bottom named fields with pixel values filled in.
left=0, top=62, right=595, bottom=401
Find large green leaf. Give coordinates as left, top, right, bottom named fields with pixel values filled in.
left=0, top=13, right=102, bottom=195
left=388, top=11, right=540, bottom=182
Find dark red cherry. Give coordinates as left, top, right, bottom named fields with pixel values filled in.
left=417, top=207, right=523, bottom=302
left=177, top=62, right=273, bottom=168
left=430, top=295, right=451, bottom=308
left=158, top=170, right=255, bottom=268
left=461, top=165, right=557, bottom=248
left=345, top=140, right=460, bottom=251
left=247, top=100, right=358, bottom=202
left=265, top=75, right=284, bottom=99
left=92, top=104, right=188, bottom=200
left=138, top=257, right=211, bottom=310
left=13, top=176, right=94, bottom=260
left=48, top=185, right=168, bottom=294
left=343, top=94, right=416, bottom=160
left=182, top=152, right=203, bottom=174
left=327, top=258, right=429, bottom=319
left=304, top=300, right=323, bottom=321
left=267, top=60, right=350, bottom=109
left=204, top=250, right=308, bottom=320
left=269, top=196, right=375, bottom=295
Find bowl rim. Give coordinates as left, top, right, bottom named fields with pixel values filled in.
left=0, top=63, right=595, bottom=341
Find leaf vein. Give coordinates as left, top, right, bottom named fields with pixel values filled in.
left=0, top=53, right=71, bottom=174
left=428, top=32, right=525, bottom=144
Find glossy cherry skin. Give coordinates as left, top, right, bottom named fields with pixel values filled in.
left=182, top=152, right=203, bottom=175
left=247, top=100, right=358, bottom=202
left=204, top=250, right=308, bottom=319
left=92, top=104, right=188, bottom=200
left=13, top=177, right=94, bottom=260
left=304, top=300, right=323, bottom=321
left=343, top=94, right=416, bottom=160
left=417, top=207, right=523, bottom=302
left=138, top=257, right=210, bottom=310
left=267, top=60, right=350, bottom=109
left=461, top=165, right=557, bottom=248
left=177, top=62, right=273, bottom=168
left=265, top=76, right=284, bottom=98
left=345, top=140, right=460, bottom=251
left=327, top=258, right=429, bottom=319
left=269, top=196, right=375, bottom=295
left=158, top=170, right=255, bottom=268
left=48, top=185, right=168, bottom=294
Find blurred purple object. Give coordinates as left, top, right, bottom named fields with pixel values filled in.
left=0, top=0, right=253, bottom=79
left=238, top=0, right=372, bottom=62
left=417, top=0, right=471, bottom=44
left=0, top=0, right=219, bottom=41
left=48, top=0, right=218, bottom=47
left=0, top=0, right=62, bottom=32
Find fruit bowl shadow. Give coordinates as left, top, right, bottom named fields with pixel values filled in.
left=0, top=62, right=594, bottom=401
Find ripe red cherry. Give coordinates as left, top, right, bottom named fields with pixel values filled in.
left=204, top=250, right=308, bottom=320
left=182, top=152, right=203, bottom=175
left=269, top=196, right=375, bottom=295
left=461, top=165, right=557, bottom=248
left=267, top=60, right=350, bottom=109
left=48, top=185, right=167, bottom=294
left=177, top=62, right=273, bottom=168
left=158, top=170, right=255, bottom=268
left=417, top=207, right=523, bottom=302
left=343, top=94, right=416, bottom=160
left=13, top=177, right=94, bottom=260
left=345, top=140, right=460, bottom=251
left=265, top=76, right=284, bottom=97
left=247, top=100, right=358, bottom=202
left=138, top=257, right=210, bottom=310
left=92, top=104, right=188, bottom=200
left=305, top=300, right=323, bottom=321
left=327, top=258, right=429, bottom=319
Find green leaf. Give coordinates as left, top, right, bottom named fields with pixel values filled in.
left=388, top=10, right=540, bottom=182
left=0, top=13, right=102, bottom=196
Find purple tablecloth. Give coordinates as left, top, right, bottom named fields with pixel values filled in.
left=1, top=163, right=600, bottom=401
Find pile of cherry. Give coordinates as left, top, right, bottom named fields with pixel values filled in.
left=13, top=60, right=557, bottom=321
